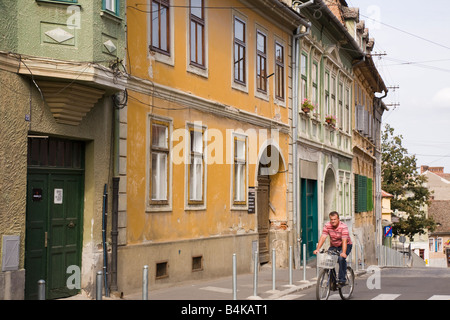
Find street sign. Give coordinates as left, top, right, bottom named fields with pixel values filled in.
left=384, top=226, right=393, bottom=237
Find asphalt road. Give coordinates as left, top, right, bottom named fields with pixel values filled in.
left=295, top=267, right=450, bottom=300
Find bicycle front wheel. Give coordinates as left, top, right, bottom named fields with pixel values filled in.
left=338, top=267, right=355, bottom=300
left=316, top=269, right=331, bottom=300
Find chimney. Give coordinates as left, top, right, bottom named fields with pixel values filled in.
left=421, top=165, right=429, bottom=174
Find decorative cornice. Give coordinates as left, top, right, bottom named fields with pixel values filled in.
left=126, top=75, right=290, bottom=133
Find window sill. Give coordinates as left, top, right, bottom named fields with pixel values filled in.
left=100, top=10, right=122, bottom=24
left=36, top=0, right=80, bottom=7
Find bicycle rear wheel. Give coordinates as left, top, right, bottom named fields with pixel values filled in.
left=338, top=267, right=355, bottom=300
left=316, top=269, right=331, bottom=300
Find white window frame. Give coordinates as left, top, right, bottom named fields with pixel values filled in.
left=231, top=12, right=248, bottom=93
left=230, top=132, right=248, bottom=210
left=185, top=123, right=207, bottom=210
left=147, top=115, right=173, bottom=212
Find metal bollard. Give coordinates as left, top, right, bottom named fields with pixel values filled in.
left=38, top=280, right=45, bottom=300
left=303, top=244, right=306, bottom=281
left=272, top=248, right=276, bottom=291
left=316, top=242, right=319, bottom=279
left=96, top=271, right=103, bottom=300
left=143, top=265, right=149, bottom=300
left=253, top=251, right=258, bottom=297
left=289, top=246, right=293, bottom=285
left=232, top=254, right=237, bottom=300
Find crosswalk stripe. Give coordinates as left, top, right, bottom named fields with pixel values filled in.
left=199, top=286, right=233, bottom=294
left=428, top=295, right=450, bottom=300
left=277, top=294, right=305, bottom=300
left=372, top=294, right=400, bottom=300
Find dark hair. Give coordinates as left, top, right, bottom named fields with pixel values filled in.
left=329, top=211, right=340, bottom=218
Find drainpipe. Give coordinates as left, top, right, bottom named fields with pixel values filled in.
left=292, top=0, right=313, bottom=268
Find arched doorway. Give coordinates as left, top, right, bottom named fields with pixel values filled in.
left=256, top=144, right=286, bottom=264
left=323, top=167, right=337, bottom=219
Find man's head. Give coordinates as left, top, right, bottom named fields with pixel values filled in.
left=329, top=211, right=340, bottom=228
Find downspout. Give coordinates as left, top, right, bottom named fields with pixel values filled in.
left=292, top=0, right=313, bottom=268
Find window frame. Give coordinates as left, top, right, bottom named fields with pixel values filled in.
left=103, top=0, right=119, bottom=15
left=150, top=0, right=170, bottom=56
left=189, top=0, right=205, bottom=68
left=256, top=30, right=268, bottom=94
left=230, top=133, right=248, bottom=210
left=233, top=16, right=247, bottom=86
left=300, top=53, right=308, bottom=102
left=275, top=41, right=285, bottom=102
left=186, top=124, right=207, bottom=208
left=147, top=117, right=172, bottom=211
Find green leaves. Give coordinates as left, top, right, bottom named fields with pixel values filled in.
left=381, top=124, right=436, bottom=238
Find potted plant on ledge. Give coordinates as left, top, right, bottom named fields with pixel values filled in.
left=325, top=114, right=337, bottom=127
left=301, top=99, right=315, bottom=114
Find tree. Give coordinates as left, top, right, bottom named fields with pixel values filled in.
left=381, top=124, right=436, bottom=238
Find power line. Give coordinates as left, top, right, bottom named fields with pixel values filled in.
left=359, top=13, right=450, bottom=51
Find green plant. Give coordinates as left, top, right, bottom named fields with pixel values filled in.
left=302, top=99, right=315, bottom=112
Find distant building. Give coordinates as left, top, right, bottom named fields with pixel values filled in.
left=421, top=166, right=450, bottom=267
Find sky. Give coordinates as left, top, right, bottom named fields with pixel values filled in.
left=345, top=0, right=450, bottom=173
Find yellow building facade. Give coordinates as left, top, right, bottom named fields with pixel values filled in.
left=120, top=0, right=307, bottom=293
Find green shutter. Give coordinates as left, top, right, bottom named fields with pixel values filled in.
left=367, top=178, right=373, bottom=211
left=359, top=175, right=367, bottom=212
left=354, top=174, right=359, bottom=213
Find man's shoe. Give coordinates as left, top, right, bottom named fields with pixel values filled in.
left=337, top=281, right=346, bottom=288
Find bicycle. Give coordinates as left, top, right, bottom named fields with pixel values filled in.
left=316, top=248, right=355, bottom=300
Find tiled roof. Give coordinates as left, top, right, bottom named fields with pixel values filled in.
left=428, top=200, right=450, bottom=233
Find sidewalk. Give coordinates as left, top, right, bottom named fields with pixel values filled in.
left=64, top=265, right=367, bottom=301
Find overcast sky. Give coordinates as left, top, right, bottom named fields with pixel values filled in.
left=345, top=0, right=450, bottom=173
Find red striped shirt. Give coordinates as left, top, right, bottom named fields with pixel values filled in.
left=322, top=221, right=352, bottom=247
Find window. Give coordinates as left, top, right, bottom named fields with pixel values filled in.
left=301, top=53, right=307, bottom=101
left=429, top=238, right=435, bottom=252
left=354, top=174, right=368, bottom=213
left=275, top=42, right=284, bottom=101
left=233, top=136, right=247, bottom=205
left=345, top=87, right=350, bottom=133
left=151, top=0, right=170, bottom=54
left=338, top=81, right=343, bottom=130
left=325, top=71, right=330, bottom=115
left=312, top=62, right=318, bottom=106
left=437, top=238, right=443, bottom=252
left=331, top=76, right=336, bottom=116
left=150, top=120, right=170, bottom=204
left=256, top=31, right=267, bottom=93
left=104, top=0, right=118, bottom=15
left=190, top=0, right=205, bottom=67
left=234, top=17, right=246, bottom=85
left=188, top=127, right=205, bottom=204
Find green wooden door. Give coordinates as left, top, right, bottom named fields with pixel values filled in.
left=301, top=179, right=318, bottom=261
left=25, top=170, right=83, bottom=300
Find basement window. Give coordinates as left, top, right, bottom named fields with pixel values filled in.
left=156, top=261, right=168, bottom=279
left=192, top=256, right=203, bottom=272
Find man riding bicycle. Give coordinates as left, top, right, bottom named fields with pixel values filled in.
left=313, top=211, right=353, bottom=287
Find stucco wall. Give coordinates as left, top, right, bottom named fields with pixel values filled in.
left=0, top=68, right=116, bottom=298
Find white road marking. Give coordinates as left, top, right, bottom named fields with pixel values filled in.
left=277, top=294, right=305, bottom=300
left=372, top=294, right=400, bottom=300
left=428, top=295, right=450, bottom=300
left=199, top=286, right=233, bottom=294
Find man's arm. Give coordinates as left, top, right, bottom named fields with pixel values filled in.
left=313, top=234, right=328, bottom=255
left=340, top=238, right=347, bottom=258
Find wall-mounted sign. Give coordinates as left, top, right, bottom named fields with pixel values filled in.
left=54, top=188, right=63, bottom=204
left=248, top=187, right=256, bottom=214
left=32, top=188, right=43, bottom=202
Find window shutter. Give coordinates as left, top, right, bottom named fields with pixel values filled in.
left=354, top=174, right=359, bottom=213
left=367, top=178, right=373, bottom=211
